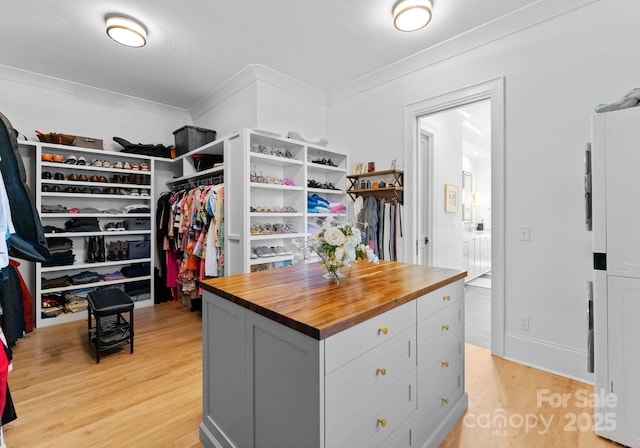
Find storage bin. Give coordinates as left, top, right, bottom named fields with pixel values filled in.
left=73, top=136, right=103, bottom=149
left=173, top=125, right=217, bottom=155
left=127, top=240, right=150, bottom=259
left=124, top=219, right=151, bottom=231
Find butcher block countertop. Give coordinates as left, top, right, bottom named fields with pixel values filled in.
left=200, top=261, right=466, bottom=340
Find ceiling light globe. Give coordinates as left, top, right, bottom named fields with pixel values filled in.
left=106, top=16, right=147, bottom=48
left=393, top=0, right=433, bottom=32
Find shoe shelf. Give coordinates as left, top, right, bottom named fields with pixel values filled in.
left=41, top=213, right=151, bottom=218
left=40, top=258, right=152, bottom=273
left=45, top=230, right=150, bottom=238
left=308, top=212, right=348, bottom=218
left=32, top=141, right=155, bottom=328
left=249, top=183, right=304, bottom=191
left=41, top=275, right=152, bottom=294
left=249, top=212, right=304, bottom=218
left=226, top=129, right=348, bottom=274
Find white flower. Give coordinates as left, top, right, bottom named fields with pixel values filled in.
left=324, top=227, right=346, bottom=246
left=335, top=247, right=345, bottom=262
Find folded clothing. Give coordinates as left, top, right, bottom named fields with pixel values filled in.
left=65, top=217, right=100, bottom=232
left=42, top=275, right=72, bottom=289
left=70, top=270, right=102, bottom=285
left=41, top=250, right=76, bottom=267
left=44, top=225, right=66, bottom=234
left=42, top=204, right=68, bottom=213
left=125, top=280, right=150, bottom=296
left=47, top=237, right=74, bottom=253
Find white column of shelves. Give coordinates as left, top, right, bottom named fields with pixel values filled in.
left=28, top=141, right=156, bottom=327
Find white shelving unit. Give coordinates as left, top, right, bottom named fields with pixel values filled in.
left=22, top=141, right=156, bottom=328
left=226, top=129, right=348, bottom=273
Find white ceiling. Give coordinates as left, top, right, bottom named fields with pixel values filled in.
left=0, top=0, right=538, bottom=110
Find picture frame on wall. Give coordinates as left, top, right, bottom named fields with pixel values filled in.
left=354, top=162, right=365, bottom=174
left=445, top=184, right=459, bottom=213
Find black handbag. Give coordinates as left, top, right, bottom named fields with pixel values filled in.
left=0, top=113, right=51, bottom=263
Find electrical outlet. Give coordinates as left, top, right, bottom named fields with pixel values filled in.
left=518, top=225, right=531, bottom=241
left=517, top=315, right=530, bottom=331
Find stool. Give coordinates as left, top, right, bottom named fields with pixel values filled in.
left=87, top=288, right=134, bottom=363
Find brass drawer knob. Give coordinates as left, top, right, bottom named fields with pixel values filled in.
left=378, top=327, right=389, bottom=335
left=443, top=295, right=451, bottom=301
left=441, top=325, right=449, bottom=331
left=377, top=418, right=387, bottom=428
left=376, top=367, right=387, bottom=376
left=441, top=398, right=449, bottom=405
left=441, top=361, right=449, bottom=368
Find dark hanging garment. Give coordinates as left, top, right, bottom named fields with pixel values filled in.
left=0, top=113, right=51, bottom=263
left=0, top=267, right=25, bottom=347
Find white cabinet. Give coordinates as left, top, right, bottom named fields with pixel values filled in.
left=602, top=277, right=640, bottom=447
left=591, top=107, right=640, bottom=447
left=200, top=278, right=466, bottom=448
left=463, top=230, right=491, bottom=280
left=26, top=141, right=155, bottom=327
left=226, top=130, right=348, bottom=273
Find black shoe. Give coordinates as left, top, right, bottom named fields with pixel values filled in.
left=96, top=236, right=105, bottom=263
left=86, top=236, right=96, bottom=263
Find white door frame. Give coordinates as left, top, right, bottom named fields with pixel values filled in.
left=418, top=126, right=436, bottom=267
left=403, top=77, right=505, bottom=356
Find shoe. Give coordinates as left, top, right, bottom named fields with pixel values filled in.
left=140, top=162, right=149, bottom=171
left=123, top=162, right=131, bottom=170
left=96, top=236, right=106, bottom=263
left=98, top=176, right=108, bottom=183
left=51, top=185, right=61, bottom=192
left=77, top=156, right=86, bottom=166
left=42, top=171, right=52, bottom=179
left=91, top=159, right=103, bottom=167
left=114, top=161, right=123, bottom=169
left=107, top=241, right=120, bottom=261
left=130, top=189, right=139, bottom=196
left=41, top=153, right=53, bottom=162
left=105, top=222, right=116, bottom=231
left=54, top=172, right=64, bottom=180
left=140, top=189, right=150, bottom=196
left=111, top=175, right=121, bottom=184
left=90, top=187, right=102, bottom=194
left=42, top=185, right=50, bottom=192
left=86, top=236, right=97, bottom=263
left=131, top=163, right=140, bottom=171
left=52, top=154, right=64, bottom=163
left=250, top=248, right=258, bottom=259
left=78, top=174, right=88, bottom=182
left=64, top=155, right=77, bottom=164
left=90, top=175, right=100, bottom=182
left=102, top=161, right=111, bottom=168
left=68, top=173, right=79, bottom=181
left=115, top=222, right=125, bottom=231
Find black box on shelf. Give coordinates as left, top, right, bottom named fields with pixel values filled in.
left=124, top=219, right=151, bottom=231
left=173, top=125, right=217, bottom=156
left=127, top=240, right=150, bottom=259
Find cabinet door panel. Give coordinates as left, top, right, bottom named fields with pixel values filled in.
left=606, top=276, right=640, bottom=447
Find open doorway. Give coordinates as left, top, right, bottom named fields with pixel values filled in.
left=403, top=77, right=504, bottom=356
left=419, top=100, right=491, bottom=349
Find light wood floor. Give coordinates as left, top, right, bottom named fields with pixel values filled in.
left=3, top=302, right=622, bottom=448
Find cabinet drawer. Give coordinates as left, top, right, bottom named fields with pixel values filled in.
left=417, top=280, right=464, bottom=322
left=326, top=369, right=416, bottom=448
left=419, top=358, right=463, bottom=417
left=326, top=326, right=415, bottom=411
left=418, top=332, right=463, bottom=404
left=417, top=299, right=463, bottom=348
left=325, top=301, right=416, bottom=374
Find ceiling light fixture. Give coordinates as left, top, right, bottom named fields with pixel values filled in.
left=393, top=0, right=433, bottom=32
left=106, top=16, right=147, bottom=48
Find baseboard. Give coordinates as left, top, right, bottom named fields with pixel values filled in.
left=504, top=333, right=594, bottom=384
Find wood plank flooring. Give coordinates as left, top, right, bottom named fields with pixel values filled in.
left=3, top=302, right=622, bottom=447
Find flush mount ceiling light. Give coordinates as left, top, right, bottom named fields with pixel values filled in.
left=106, top=16, right=147, bottom=48
left=393, top=0, right=433, bottom=32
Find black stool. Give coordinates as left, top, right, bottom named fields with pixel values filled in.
left=87, top=288, right=134, bottom=363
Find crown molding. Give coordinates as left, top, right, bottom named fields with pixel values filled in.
left=329, top=0, right=599, bottom=104
left=0, top=63, right=190, bottom=119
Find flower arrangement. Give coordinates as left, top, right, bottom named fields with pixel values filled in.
left=305, top=217, right=378, bottom=284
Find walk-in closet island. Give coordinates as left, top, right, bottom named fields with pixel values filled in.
left=199, top=261, right=467, bottom=448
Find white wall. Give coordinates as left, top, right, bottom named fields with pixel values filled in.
left=190, top=65, right=328, bottom=139
left=0, top=65, right=191, bottom=301
left=328, top=0, right=640, bottom=381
